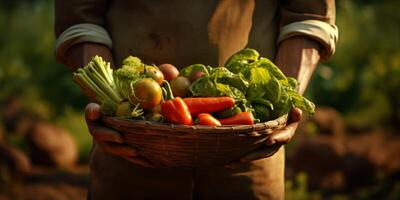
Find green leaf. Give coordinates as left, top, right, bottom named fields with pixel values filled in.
left=256, top=57, right=287, bottom=81
left=271, top=92, right=292, bottom=118
left=179, top=64, right=211, bottom=77
left=287, top=90, right=316, bottom=115
left=264, top=76, right=282, bottom=103
left=210, top=67, right=249, bottom=93
left=215, top=83, right=246, bottom=99
left=253, top=103, right=272, bottom=122
left=287, top=77, right=298, bottom=89
left=224, top=48, right=259, bottom=73
left=189, top=76, right=218, bottom=97
left=246, top=67, right=271, bottom=101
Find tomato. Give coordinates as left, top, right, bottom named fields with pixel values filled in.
left=158, top=64, right=179, bottom=81
left=130, top=78, right=163, bottom=109
left=170, top=76, right=191, bottom=97
left=189, top=71, right=205, bottom=82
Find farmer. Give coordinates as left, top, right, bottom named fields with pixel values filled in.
left=55, top=0, right=338, bottom=199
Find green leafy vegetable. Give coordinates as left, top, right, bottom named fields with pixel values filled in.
left=185, top=48, right=315, bottom=122
left=225, top=48, right=259, bottom=73
left=179, top=64, right=212, bottom=77
left=211, top=67, right=249, bottom=93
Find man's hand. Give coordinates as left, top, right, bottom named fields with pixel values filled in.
left=85, top=103, right=154, bottom=168
left=225, top=108, right=302, bottom=168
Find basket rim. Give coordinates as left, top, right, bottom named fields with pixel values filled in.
left=102, top=114, right=288, bottom=135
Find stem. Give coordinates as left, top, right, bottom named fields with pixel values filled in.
left=93, top=56, right=113, bottom=85
left=162, top=80, right=174, bottom=100
left=73, top=74, right=106, bottom=103
left=76, top=73, right=109, bottom=103
left=87, top=65, right=122, bottom=103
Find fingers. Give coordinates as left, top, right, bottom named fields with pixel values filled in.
left=85, top=103, right=124, bottom=144
left=240, top=144, right=281, bottom=163
left=89, top=126, right=124, bottom=143
left=97, top=143, right=155, bottom=168
left=85, top=103, right=102, bottom=124
left=264, top=108, right=302, bottom=146
left=98, top=142, right=138, bottom=157
left=265, top=122, right=299, bottom=145
left=225, top=144, right=282, bottom=168
left=123, top=156, right=155, bottom=168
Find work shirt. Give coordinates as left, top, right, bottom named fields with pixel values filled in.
left=55, top=0, right=338, bottom=199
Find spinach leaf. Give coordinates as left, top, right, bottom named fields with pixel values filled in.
left=245, top=67, right=271, bottom=102
left=189, top=76, right=245, bottom=100
left=224, top=48, right=259, bottom=73
left=211, top=67, right=249, bottom=93
left=264, top=76, right=282, bottom=104
left=179, top=64, right=212, bottom=77
left=255, top=57, right=287, bottom=81
left=287, top=90, right=315, bottom=115
left=189, top=76, right=218, bottom=97
left=253, top=103, right=272, bottom=122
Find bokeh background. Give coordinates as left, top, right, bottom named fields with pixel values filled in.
left=1, top=0, right=399, bottom=199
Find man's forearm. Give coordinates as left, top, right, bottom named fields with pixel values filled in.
left=63, top=42, right=114, bottom=71
left=274, top=36, right=321, bottom=94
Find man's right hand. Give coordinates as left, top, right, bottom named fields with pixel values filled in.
left=85, top=103, right=154, bottom=168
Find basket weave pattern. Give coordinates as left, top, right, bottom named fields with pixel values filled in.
left=102, top=115, right=287, bottom=167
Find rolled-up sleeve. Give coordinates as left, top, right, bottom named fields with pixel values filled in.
left=278, top=0, right=338, bottom=59
left=54, top=0, right=112, bottom=63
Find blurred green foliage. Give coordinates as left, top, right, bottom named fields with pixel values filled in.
left=307, top=0, right=400, bottom=129
left=0, top=0, right=86, bottom=116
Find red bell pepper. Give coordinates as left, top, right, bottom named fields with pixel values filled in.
left=161, top=81, right=193, bottom=125
left=183, top=97, right=235, bottom=116
left=196, top=113, right=221, bottom=126
left=219, top=112, right=254, bottom=125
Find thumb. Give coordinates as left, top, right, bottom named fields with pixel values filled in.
left=85, top=103, right=102, bottom=123
left=289, top=107, right=302, bottom=123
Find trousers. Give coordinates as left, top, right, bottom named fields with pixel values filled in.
left=88, top=145, right=285, bottom=200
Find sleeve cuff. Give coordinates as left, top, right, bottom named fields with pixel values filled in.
left=278, top=20, right=339, bottom=59
left=55, top=23, right=112, bottom=63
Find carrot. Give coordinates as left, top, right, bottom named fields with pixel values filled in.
left=219, top=112, right=254, bottom=125
left=183, top=97, right=235, bottom=116
left=196, top=113, right=221, bottom=126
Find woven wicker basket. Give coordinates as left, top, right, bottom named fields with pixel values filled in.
left=102, top=115, right=287, bottom=168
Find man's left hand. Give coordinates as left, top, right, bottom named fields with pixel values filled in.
left=225, top=108, right=302, bottom=168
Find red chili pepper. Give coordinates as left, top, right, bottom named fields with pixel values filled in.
left=183, top=97, right=235, bottom=116
left=161, top=81, right=193, bottom=125
left=195, top=113, right=221, bottom=126
left=219, top=112, right=254, bottom=125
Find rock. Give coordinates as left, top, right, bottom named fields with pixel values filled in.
left=1, top=97, right=36, bottom=137
left=27, top=122, right=78, bottom=168
left=311, top=107, right=345, bottom=137
left=289, top=135, right=346, bottom=190
left=0, top=143, right=31, bottom=179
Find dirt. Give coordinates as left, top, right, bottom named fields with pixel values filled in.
left=3, top=166, right=89, bottom=200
